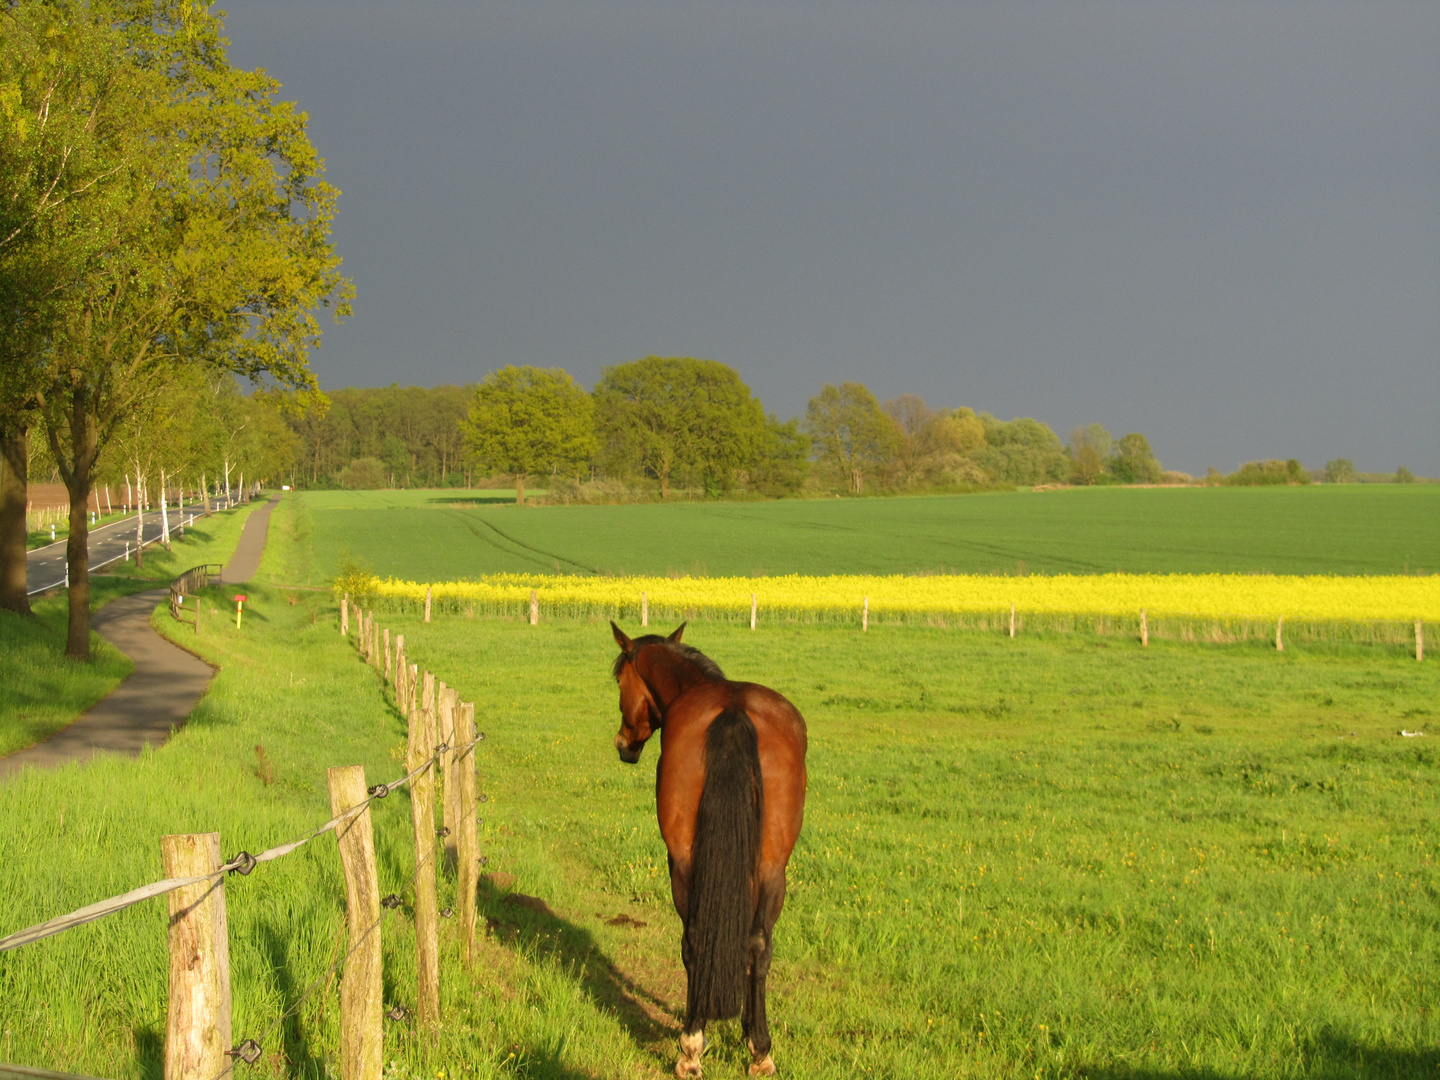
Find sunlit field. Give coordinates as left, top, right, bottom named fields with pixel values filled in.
left=2, top=493, right=1436, bottom=1078
left=284, top=484, right=1440, bottom=583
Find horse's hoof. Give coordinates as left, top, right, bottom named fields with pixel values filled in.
left=748, top=1056, right=776, bottom=1076
left=676, top=1031, right=706, bottom=1077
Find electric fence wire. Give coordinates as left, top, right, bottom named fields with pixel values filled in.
left=213, top=777, right=487, bottom=1079
left=209, top=845, right=428, bottom=1080
left=0, top=735, right=485, bottom=954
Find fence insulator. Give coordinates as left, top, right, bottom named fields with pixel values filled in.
left=226, top=1040, right=262, bottom=1065
left=227, top=851, right=258, bottom=876
left=367, top=783, right=391, bottom=799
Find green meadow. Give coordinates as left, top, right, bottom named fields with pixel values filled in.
left=284, top=485, right=1440, bottom=585
left=1, top=492, right=1437, bottom=1078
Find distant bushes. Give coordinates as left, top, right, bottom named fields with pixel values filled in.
left=337, top=457, right=387, bottom=490
left=1223, top=459, right=1311, bottom=486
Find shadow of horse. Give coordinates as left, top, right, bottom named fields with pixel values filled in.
left=476, top=876, right=681, bottom=1059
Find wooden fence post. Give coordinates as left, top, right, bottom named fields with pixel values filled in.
left=1010, top=602, right=1016, bottom=639
left=454, top=701, right=480, bottom=965
left=162, top=833, right=231, bottom=1080
left=529, top=589, right=539, bottom=626
left=1417, top=621, right=1424, bottom=662
left=383, top=629, right=392, bottom=683
left=372, top=620, right=381, bottom=670
left=394, top=636, right=407, bottom=709
left=408, top=663, right=419, bottom=721
left=409, top=672, right=440, bottom=1029
left=1140, top=608, right=1148, bottom=647
left=327, top=766, right=382, bottom=1080
left=1276, top=615, right=1284, bottom=652
left=862, top=596, right=868, bottom=633
left=424, top=586, right=432, bottom=624
left=341, top=593, right=349, bottom=635
left=359, top=611, right=369, bottom=660
left=641, top=590, right=648, bottom=627
left=440, top=686, right=460, bottom=873
left=751, top=593, right=757, bottom=631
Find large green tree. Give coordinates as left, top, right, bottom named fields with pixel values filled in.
left=1109, top=432, right=1163, bottom=484
left=968, top=415, right=1070, bottom=486
left=0, top=4, right=120, bottom=614
left=462, top=366, right=595, bottom=504
left=594, top=357, right=766, bottom=498
left=804, top=382, right=897, bottom=494
left=8, top=1, right=350, bottom=658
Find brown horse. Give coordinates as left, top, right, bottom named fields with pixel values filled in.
left=610, top=622, right=808, bottom=1077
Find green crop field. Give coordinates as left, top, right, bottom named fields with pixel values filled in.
left=2, top=493, right=1436, bottom=1078
left=279, top=485, right=1440, bottom=586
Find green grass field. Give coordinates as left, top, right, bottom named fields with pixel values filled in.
left=1, top=493, right=1436, bottom=1078
left=282, top=485, right=1440, bottom=585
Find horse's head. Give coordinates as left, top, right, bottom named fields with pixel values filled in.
left=609, top=621, right=688, bottom=763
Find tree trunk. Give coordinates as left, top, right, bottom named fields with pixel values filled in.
left=514, top=473, right=526, bottom=506
left=0, top=424, right=32, bottom=616
left=135, top=475, right=145, bottom=570
left=160, top=468, right=171, bottom=547
left=202, top=473, right=210, bottom=513
left=53, top=389, right=99, bottom=661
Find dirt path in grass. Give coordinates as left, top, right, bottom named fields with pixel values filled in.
left=0, top=496, right=280, bottom=781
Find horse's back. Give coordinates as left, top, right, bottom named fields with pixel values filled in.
left=657, top=680, right=807, bottom=875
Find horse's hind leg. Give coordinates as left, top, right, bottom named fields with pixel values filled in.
left=744, top=877, right=784, bottom=1076
left=743, top=926, right=775, bottom=1075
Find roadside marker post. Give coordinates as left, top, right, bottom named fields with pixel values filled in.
left=234, top=595, right=247, bottom=630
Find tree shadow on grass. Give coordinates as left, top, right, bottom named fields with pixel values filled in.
left=476, top=877, right=680, bottom=1065
left=1079, top=1027, right=1440, bottom=1080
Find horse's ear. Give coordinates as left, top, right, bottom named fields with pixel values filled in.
left=668, top=622, right=686, bottom=643
left=611, top=621, right=633, bottom=651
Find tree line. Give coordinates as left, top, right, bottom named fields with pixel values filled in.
left=276, top=358, right=1170, bottom=502
left=280, top=363, right=1428, bottom=499
left=0, top=2, right=349, bottom=653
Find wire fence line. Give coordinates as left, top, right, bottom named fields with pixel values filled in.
left=5, top=592, right=489, bottom=1079
left=0, top=736, right=484, bottom=955
left=206, top=796, right=469, bottom=1080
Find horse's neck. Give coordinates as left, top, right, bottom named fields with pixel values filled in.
left=640, top=649, right=710, bottom=708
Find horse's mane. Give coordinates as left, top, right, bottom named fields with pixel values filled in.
left=614, top=636, right=726, bottom=681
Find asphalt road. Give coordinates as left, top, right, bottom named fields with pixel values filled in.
left=0, top=495, right=280, bottom=781
left=25, top=492, right=240, bottom=595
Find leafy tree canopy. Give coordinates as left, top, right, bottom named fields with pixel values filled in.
left=594, top=357, right=765, bottom=498
left=462, top=366, right=595, bottom=503
left=804, top=382, right=897, bottom=494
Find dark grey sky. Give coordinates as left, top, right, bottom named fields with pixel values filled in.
left=222, top=1, right=1439, bottom=476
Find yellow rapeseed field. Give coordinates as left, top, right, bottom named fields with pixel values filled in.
left=361, top=572, right=1439, bottom=623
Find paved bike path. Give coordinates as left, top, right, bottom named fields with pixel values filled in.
left=0, top=496, right=280, bottom=781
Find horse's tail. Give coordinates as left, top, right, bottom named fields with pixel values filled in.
left=685, top=707, right=763, bottom=1022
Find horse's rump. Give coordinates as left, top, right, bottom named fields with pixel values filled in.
left=684, top=707, right=763, bottom=1021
